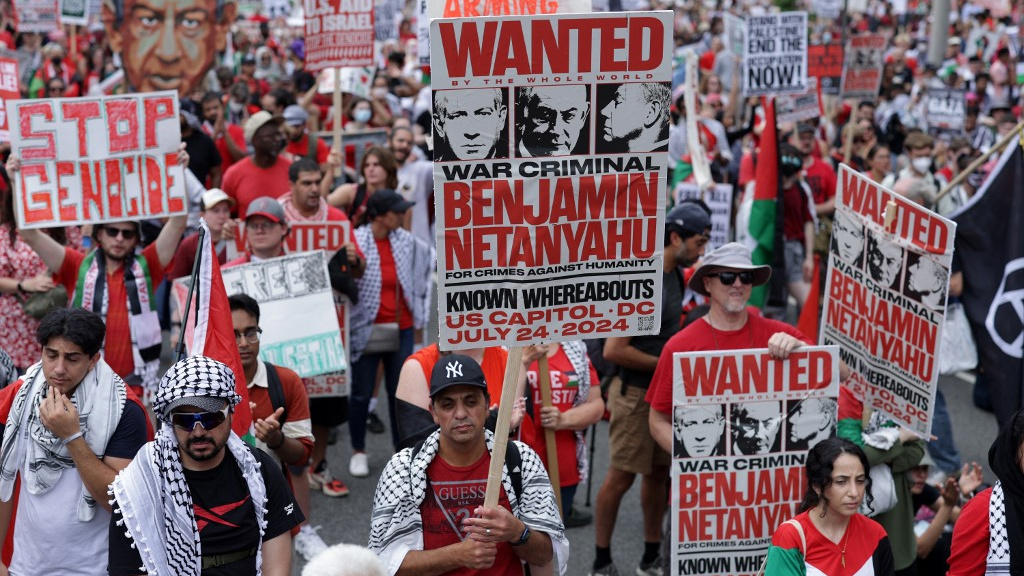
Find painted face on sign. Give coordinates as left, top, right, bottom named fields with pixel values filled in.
left=103, top=0, right=237, bottom=96
left=831, top=211, right=864, bottom=264
left=518, top=85, right=589, bottom=157
left=732, top=401, right=781, bottom=455
left=867, top=238, right=903, bottom=287
left=673, top=405, right=724, bottom=457
left=434, top=88, right=507, bottom=161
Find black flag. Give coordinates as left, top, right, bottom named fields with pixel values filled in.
left=951, top=138, right=1024, bottom=426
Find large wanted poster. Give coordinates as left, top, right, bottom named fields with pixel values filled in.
left=674, top=183, right=732, bottom=251
left=304, top=0, right=374, bottom=70
left=10, top=91, right=186, bottom=229
left=431, top=12, right=672, bottom=350
left=743, top=12, right=808, bottom=97
left=672, top=347, right=840, bottom=575
left=821, top=166, right=955, bottom=437
left=221, top=252, right=347, bottom=378
left=841, top=35, right=886, bottom=100
left=428, top=0, right=589, bottom=17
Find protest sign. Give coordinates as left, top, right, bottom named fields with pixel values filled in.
left=264, top=0, right=291, bottom=17
left=228, top=220, right=352, bottom=259
left=675, top=184, right=732, bottom=251
left=925, top=87, right=967, bottom=134
left=820, top=166, right=956, bottom=437
left=416, top=0, right=430, bottom=66
left=776, top=77, right=821, bottom=124
left=743, top=12, right=808, bottom=97
left=375, top=0, right=399, bottom=41
left=816, top=0, right=842, bottom=19
left=317, top=128, right=389, bottom=171
left=220, top=252, right=347, bottom=378
left=15, top=0, right=59, bottom=32
left=59, top=0, right=88, bottom=25
left=9, top=91, right=187, bottom=229
left=841, top=35, right=886, bottom=100
left=0, top=58, right=19, bottom=142
left=430, top=11, right=672, bottom=350
left=808, top=42, right=843, bottom=95
left=724, top=14, right=745, bottom=58
left=671, top=346, right=840, bottom=575
left=317, top=66, right=377, bottom=98
left=428, top=0, right=589, bottom=17
left=302, top=299, right=350, bottom=397
left=304, top=0, right=374, bottom=71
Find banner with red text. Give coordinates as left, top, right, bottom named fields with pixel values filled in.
left=841, top=35, right=886, bottom=100
left=228, top=220, right=352, bottom=259
left=431, top=12, right=672, bottom=350
left=428, top=0, right=590, bottom=18
left=10, top=91, right=186, bottom=230
left=304, top=0, right=374, bottom=71
left=821, top=165, right=955, bottom=437
left=0, top=58, right=19, bottom=142
left=671, top=347, right=840, bottom=576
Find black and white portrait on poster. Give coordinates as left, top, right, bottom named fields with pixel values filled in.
left=514, top=84, right=591, bottom=157
left=596, top=82, right=671, bottom=154
left=673, top=404, right=727, bottom=458
left=432, top=88, right=509, bottom=162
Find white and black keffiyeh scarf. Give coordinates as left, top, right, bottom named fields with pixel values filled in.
left=110, top=356, right=266, bottom=576
left=561, top=341, right=592, bottom=483
left=0, top=348, right=14, bottom=387
left=351, top=225, right=434, bottom=361
left=72, top=249, right=162, bottom=398
left=988, top=481, right=1010, bottom=575
left=987, top=407, right=1024, bottom=575
left=0, top=359, right=126, bottom=521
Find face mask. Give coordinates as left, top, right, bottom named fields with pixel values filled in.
left=371, top=87, right=388, bottom=98
left=911, top=157, right=932, bottom=174
left=354, top=109, right=372, bottom=123
left=967, top=171, right=985, bottom=189
left=51, top=56, right=62, bottom=65
left=228, top=101, right=243, bottom=113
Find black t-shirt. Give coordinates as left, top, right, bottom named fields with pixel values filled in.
left=620, top=269, right=684, bottom=389
left=183, top=129, right=222, bottom=185
left=912, top=482, right=940, bottom=513
left=108, top=445, right=303, bottom=576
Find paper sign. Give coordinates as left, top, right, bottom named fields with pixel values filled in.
left=743, top=12, right=808, bottom=97
left=317, top=66, right=377, bottom=98
left=724, top=13, right=745, bottom=58
left=776, top=77, right=821, bottom=124
left=304, top=0, right=375, bottom=71
left=841, top=35, right=886, bottom=100
left=808, top=42, right=843, bottom=95
left=0, top=58, right=20, bottom=142
left=15, top=0, right=59, bottom=33
left=925, top=87, right=967, bottom=133
left=674, top=184, right=733, bottom=251
left=59, top=0, right=88, bottom=25
left=427, top=0, right=590, bottom=18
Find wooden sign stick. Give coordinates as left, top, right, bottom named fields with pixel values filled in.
left=484, top=347, right=524, bottom=509
left=538, top=353, right=563, bottom=518
left=332, top=67, right=343, bottom=179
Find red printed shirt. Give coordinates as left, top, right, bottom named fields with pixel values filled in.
left=375, top=238, right=413, bottom=329
left=420, top=452, right=523, bottom=576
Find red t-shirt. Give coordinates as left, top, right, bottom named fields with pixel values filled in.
left=285, top=134, right=330, bottom=164
left=646, top=315, right=809, bottom=415
left=248, top=364, right=314, bottom=466
left=208, top=123, right=247, bottom=173
left=375, top=238, right=413, bottom=329
left=420, top=451, right=523, bottom=576
left=222, top=156, right=293, bottom=217
left=782, top=183, right=813, bottom=242
left=803, top=158, right=837, bottom=205
left=520, top=348, right=598, bottom=487
left=946, top=486, right=992, bottom=575
left=54, top=244, right=164, bottom=382
left=168, top=232, right=227, bottom=281
left=772, top=510, right=891, bottom=575
left=410, top=346, right=509, bottom=402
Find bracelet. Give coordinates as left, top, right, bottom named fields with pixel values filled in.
left=63, top=431, right=84, bottom=444
left=267, top=434, right=285, bottom=450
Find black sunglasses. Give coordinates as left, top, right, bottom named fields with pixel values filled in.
left=102, top=226, right=138, bottom=240
left=171, top=406, right=229, bottom=431
left=709, top=271, right=754, bottom=286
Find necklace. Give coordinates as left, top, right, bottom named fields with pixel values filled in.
left=840, top=525, right=850, bottom=568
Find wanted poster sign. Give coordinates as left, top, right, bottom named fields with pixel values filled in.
left=776, top=77, right=821, bottom=124
left=228, top=220, right=352, bottom=258
left=841, top=35, right=886, bottom=100
left=821, top=166, right=956, bottom=437
left=221, top=252, right=347, bottom=378
left=303, top=0, right=374, bottom=71
left=674, top=183, right=732, bottom=251
left=743, top=12, right=808, bottom=97
left=671, top=347, right=840, bottom=575
left=10, top=91, right=186, bottom=230
left=15, top=0, right=58, bottom=33
left=430, top=11, right=672, bottom=350
left=0, top=58, right=19, bottom=142
left=427, top=0, right=589, bottom=17
left=925, top=87, right=967, bottom=133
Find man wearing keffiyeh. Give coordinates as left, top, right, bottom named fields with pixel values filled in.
left=107, top=355, right=302, bottom=576
left=0, top=308, right=149, bottom=576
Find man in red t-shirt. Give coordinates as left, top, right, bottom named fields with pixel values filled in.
left=20, top=217, right=186, bottom=396
left=282, top=105, right=341, bottom=198
left=778, top=143, right=816, bottom=309
left=369, top=355, right=567, bottom=574
left=222, top=111, right=292, bottom=218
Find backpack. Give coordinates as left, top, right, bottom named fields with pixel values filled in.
left=413, top=438, right=523, bottom=501
left=264, top=361, right=287, bottom=424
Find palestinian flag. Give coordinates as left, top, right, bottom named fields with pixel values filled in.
left=745, top=97, right=779, bottom=308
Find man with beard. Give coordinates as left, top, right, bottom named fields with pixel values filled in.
left=591, top=202, right=710, bottom=576
left=107, top=356, right=302, bottom=575
left=389, top=126, right=434, bottom=247
left=223, top=111, right=292, bottom=217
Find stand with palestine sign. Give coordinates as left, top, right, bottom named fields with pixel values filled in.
left=743, top=12, right=808, bottom=97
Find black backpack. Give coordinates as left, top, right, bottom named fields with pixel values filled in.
left=413, top=438, right=523, bottom=501
left=264, top=361, right=287, bottom=424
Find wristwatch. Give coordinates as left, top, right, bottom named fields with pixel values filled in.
left=510, top=525, right=531, bottom=547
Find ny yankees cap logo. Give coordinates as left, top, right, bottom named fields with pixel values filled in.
left=446, top=360, right=464, bottom=379
left=430, top=354, right=487, bottom=398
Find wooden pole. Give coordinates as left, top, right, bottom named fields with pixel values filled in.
left=484, top=347, right=524, bottom=509
left=332, top=67, right=343, bottom=179
left=538, top=353, right=563, bottom=519
left=935, top=119, right=1024, bottom=201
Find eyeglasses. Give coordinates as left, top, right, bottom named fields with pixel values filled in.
left=48, top=85, right=65, bottom=92
left=171, top=406, right=229, bottom=431
left=246, top=221, right=280, bottom=233
left=234, top=328, right=262, bottom=344
left=709, top=272, right=754, bottom=286
left=102, top=226, right=138, bottom=240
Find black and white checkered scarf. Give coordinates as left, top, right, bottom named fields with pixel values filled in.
left=987, top=408, right=1024, bottom=575
left=110, top=356, right=267, bottom=575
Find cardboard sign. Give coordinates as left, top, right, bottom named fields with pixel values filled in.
left=15, top=0, right=59, bottom=33
left=671, top=347, right=840, bottom=575
left=925, top=87, right=967, bottom=133
left=430, top=11, right=672, bottom=350
left=427, top=0, right=590, bottom=18
left=674, top=184, right=732, bottom=252
left=221, top=252, right=347, bottom=378
left=820, top=166, right=956, bottom=437
left=808, top=42, right=843, bottom=95
left=228, top=220, right=351, bottom=260
left=841, top=35, right=886, bottom=100
left=743, top=12, right=808, bottom=97
left=375, top=0, right=399, bottom=41
left=776, top=77, right=821, bottom=124
left=816, top=0, right=842, bottom=19
left=315, top=128, right=389, bottom=171
left=0, top=58, right=19, bottom=142
left=724, top=13, right=745, bottom=58
left=317, top=66, right=377, bottom=98
left=10, top=91, right=187, bottom=230
left=302, top=296, right=350, bottom=397
left=304, top=0, right=375, bottom=71
left=416, top=0, right=429, bottom=66
left=59, top=0, right=89, bottom=25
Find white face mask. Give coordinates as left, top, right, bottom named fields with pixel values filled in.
left=911, top=157, right=932, bottom=174
left=371, top=87, right=388, bottom=99
left=354, top=109, right=372, bottom=123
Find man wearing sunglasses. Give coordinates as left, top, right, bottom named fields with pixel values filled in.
left=109, top=355, right=302, bottom=576
left=0, top=308, right=149, bottom=576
